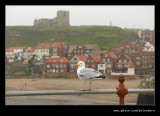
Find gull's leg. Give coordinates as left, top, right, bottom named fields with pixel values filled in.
left=88, top=81, right=92, bottom=90
left=80, top=82, right=85, bottom=91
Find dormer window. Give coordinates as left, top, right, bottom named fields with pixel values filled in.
left=105, top=54, right=108, bottom=57
left=79, top=45, right=82, bottom=48
left=119, top=59, right=122, bottom=62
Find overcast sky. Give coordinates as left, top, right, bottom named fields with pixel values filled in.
left=6, top=5, right=154, bottom=30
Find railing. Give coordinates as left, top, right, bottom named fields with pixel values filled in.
left=5, top=75, right=154, bottom=105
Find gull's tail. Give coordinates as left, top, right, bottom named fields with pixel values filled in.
left=96, top=75, right=106, bottom=79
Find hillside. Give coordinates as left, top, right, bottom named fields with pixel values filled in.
left=5, top=26, right=129, bottom=50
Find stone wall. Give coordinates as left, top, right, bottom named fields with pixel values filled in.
left=34, top=10, right=70, bottom=26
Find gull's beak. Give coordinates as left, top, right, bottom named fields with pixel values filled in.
left=75, top=64, right=78, bottom=67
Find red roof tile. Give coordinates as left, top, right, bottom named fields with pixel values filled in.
left=124, top=55, right=131, bottom=59
left=100, top=51, right=108, bottom=54
left=77, top=56, right=87, bottom=62
left=109, top=52, right=117, bottom=59
left=91, top=55, right=100, bottom=62
left=6, top=47, right=14, bottom=52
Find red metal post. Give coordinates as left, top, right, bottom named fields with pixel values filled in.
left=116, top=75, right=128, bottom=105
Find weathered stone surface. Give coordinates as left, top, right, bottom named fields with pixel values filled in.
left=34, top=10, right=70, bottom=26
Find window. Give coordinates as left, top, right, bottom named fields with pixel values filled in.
left=92, top=65, right=95, bottom=68
left=79, top=45, right=82, bottom=48
left=92, top=50, right=94, bottom=53
left=56, top=70, right=59, bottom=73
left=91, top=60, right=94, bottom=62
left=47, top=64, right=50, bottom=68
left=124, top=59, right=127, bottom=62
left=86, top=50, right=89, bottom=53
left=52, top=64, right=55, bottom=68
left=119, top=59, right=122, bottom=62
left=107, top=59, right=110, bottom=62
left=136, top=62, right=140, bottom=65
left=143, top=60, right=147, bottom=63
left=106, top=64, right=111, bottom=68
left=64, top=64, right=66, bottom=67
left=53, top=69, right=55, bottom=72
left=81, top=50, right=83, bottom=53
left=105, top=54, right=108, bottom=57
left=60, top=69, right=64, bottom=72
left=85, top=54, right=88, bottom=57
left=53, top=48, right=57, bottom=52
left=125, top=64, right=128, bottom=68
left=60, top=64, right=63, bottom=68
left=100, top=64, right=103, bottom=67
left=77, top=50, right=80, bottom=53
left=72, top=59, right=75, bottom=63
left=102, top=59, right=105, bottom=62
left=118, top=64, right=122, bottom=68
left=56, top=64, right=59, bottom=68
left=74, top=50, right=76, bottom=53
left=149, top=65, right=152, bottom=68
left=88, top=60, right=90, bottom=62
left=136, top=57, right=140, bottom=60
left=53, top=53, right=57, bottom=56
left=70, top=64, right=74, bottom=69
left=61, top=59, right=64, bottom=62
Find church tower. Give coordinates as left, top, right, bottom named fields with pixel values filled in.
left=56, top=10, right=70, bottom=26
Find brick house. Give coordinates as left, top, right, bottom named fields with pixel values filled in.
left=98, top=51, right=117, bottom=74
left=67, top=44, right=100, bottom=60
left=113, top=54, right=133, bottom=73
left=85, top=55, right=100, bottom=71
left=34, top=42, right=68, bottom=59
left=125, top=53, right=142, bottom=72
left=122, top=43, right=142, bottom=54
left=111, top=47, right=123, bottom=58
left=69, top=55, right=87, bottom=73
left=141, top=51, right=155, bottom=72
left=138, top=29, right=155, bottom=45
left=44, top=57, right=69, bottom=73
left=49, top=42, right=68, bottom=57
left=125, top=51, right=154, bottom=74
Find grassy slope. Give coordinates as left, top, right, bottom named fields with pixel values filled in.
left=5, top=26, right=129, bottom=50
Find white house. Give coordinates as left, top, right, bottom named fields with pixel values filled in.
left=143, top=42, right=155, bottom=52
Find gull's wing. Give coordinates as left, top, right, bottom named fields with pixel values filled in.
left=78, top=68, right=101, bottom=80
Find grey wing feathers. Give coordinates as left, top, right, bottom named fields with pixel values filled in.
left=78, top=68, right=102, bottom=79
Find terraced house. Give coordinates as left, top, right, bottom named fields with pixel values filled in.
left=98, top=51, right=117, bottom=74
left=67, top=43, right=100, bottom=60
left=69, top=55, right=87, bottom=73
left=44, top=57, right=69, bottom=73
left=34, top=42, right=68, bottom=59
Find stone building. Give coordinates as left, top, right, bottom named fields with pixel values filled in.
left=34, top=10, right=70, bottom=26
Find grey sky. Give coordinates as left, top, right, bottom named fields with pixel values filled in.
left=6, top=5, right=154, bottom=30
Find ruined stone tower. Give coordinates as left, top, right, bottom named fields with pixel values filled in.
left=34, top=10, right=70, bottom=26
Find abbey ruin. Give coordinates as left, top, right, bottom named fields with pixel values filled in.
left=34, top=10, right=70, bottom=26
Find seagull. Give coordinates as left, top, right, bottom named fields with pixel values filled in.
left=75, top=61, right=106, bottom=91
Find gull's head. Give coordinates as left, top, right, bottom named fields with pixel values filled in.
left=75, top=61, right=85, bottom=68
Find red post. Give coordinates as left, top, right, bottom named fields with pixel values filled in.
left=116, top=75, right=128, bottom=105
